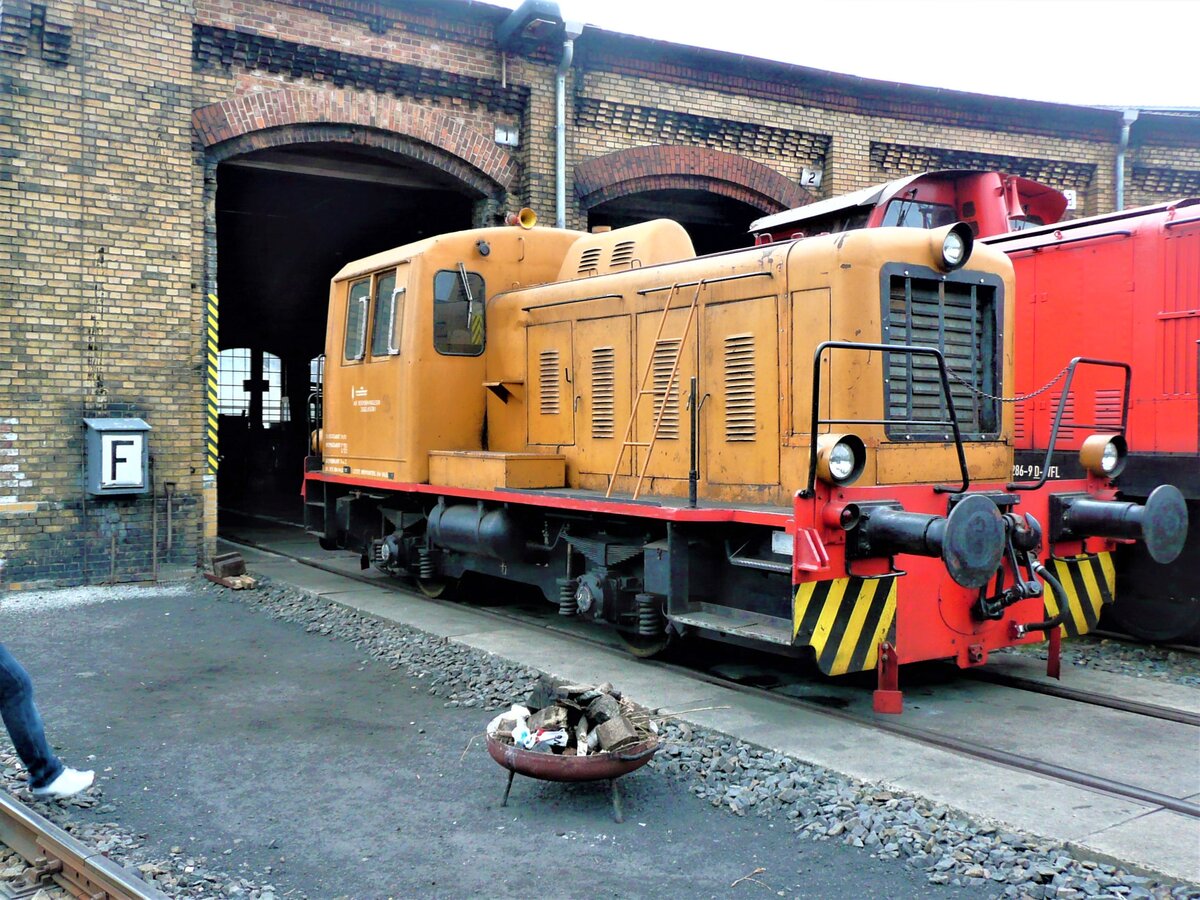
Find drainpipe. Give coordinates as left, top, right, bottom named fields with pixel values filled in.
left=556, top=21, right=584, bottom=228
left=1115, top=108, right=1139, bottom=211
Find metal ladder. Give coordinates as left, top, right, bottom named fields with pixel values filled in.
left=606, top=281, right=703, bottom=499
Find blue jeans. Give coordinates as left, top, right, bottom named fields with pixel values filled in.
left=0, top=643, right=63, bottom=789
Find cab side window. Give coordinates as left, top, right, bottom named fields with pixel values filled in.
left=433, top=268, right=486, bottom=356
left=344, top=278, right=370, bottom=361
left=370, top=270, right=401, bottom=357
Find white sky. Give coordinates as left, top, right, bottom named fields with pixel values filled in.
left=487, top=0, right=1198, bottom=109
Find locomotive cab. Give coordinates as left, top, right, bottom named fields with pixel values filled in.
left=313, top=225, right=580, bottom=485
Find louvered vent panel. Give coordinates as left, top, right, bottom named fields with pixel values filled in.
left=651, top=339, right=681, bottom=440
left=1014, top=402, right=1027, bottom=442
left=539, top=349, right=561, bottom=415
left=610, top=241, right=636, bottom=268
left=591, top=346, right=616, bottom=439
left=577, top=247, right=602, bottom=275
left=1050, top=391, right=1075, bottom=440
left=724, top=333, right=756, bottom=442
left=886, top=275, right=998, bottom=436
left=1095, top=389, right=1123, bottom=430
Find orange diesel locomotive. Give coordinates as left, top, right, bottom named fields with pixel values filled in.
left=304, top=215, right=1187, bottom=711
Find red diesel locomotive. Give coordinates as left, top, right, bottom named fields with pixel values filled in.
left=986, top=199, right=1200, bottom=643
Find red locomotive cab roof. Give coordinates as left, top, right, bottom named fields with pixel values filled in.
left=749, top=170, right=1067, bottom=242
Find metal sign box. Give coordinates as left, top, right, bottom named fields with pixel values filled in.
left=83, top=418, right=152, bottom=497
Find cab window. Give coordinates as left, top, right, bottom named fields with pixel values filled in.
left=433, top=267, right=486, bottom=356
left=370, top=270, right=401, bottom=357
left=343, top=278, right=370, bottom=361
left=881, top=200, right=957, bottom=229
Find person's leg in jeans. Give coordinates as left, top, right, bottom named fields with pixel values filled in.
left=0, top=641, right=64, bottom=789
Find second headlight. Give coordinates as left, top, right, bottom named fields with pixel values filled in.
left=1079, top=433, right=1127, bottom=477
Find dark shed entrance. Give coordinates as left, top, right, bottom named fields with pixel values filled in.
left=214, top=142, right=478, bottom=521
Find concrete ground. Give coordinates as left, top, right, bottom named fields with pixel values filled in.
left=218, top=524, right=1200, bottom=887
left=1, top=580, right=985, bottom=899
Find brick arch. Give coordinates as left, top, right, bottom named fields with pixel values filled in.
left=193, top=89, right=517, bottom=193
left=574, top=146, right=812, bottom=213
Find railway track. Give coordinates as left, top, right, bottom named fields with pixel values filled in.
left=963, top=667, right=1200, bottom=727
left=218, top=519, right=1200, bottom=824
left=0, top=791, right=168, bottom=900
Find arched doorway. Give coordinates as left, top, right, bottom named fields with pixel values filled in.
left=196, top=91, right=517, bottom=521
left=587, top=188, right=763, bottom=256
left=575, top=146, right=813, bottom=255
left=212, top=141, right=488, bottom=518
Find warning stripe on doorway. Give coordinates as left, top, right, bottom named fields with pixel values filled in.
left=1043, top=552, right=1115, bottom=638
left=207, top=293, right=219, bottom=473
left=792, top=575, right=898, bottom=676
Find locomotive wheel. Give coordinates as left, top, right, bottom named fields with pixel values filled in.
left=616, top=630, right=673, bottom=659
left=417, top=576, right=457, bottom=599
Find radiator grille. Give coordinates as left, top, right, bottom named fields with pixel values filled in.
left=724, top=333, right=756, bottom=442
left=885, top=274, right=999, bottom=437
left=539, top=349, right=561, bottom=415
left=651, top=339, right=681, bottom=440
left=1049, top=391, right=1075, bottom=440
left=591, top=346, right=616, bottom=439
left=1095, top=389, right=1123, bottom=431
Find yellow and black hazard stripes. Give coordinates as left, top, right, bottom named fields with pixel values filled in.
left=793, top=576, right=898, bottom=675
left=1044, top=552, right=1115, bottom=638
left=206, top=293, right=219, bottom=474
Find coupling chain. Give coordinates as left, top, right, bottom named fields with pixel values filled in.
left=943, top=361, right=1071, bottom=404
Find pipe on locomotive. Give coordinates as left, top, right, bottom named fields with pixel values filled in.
left=1012, top=563, right=1069, bottom=636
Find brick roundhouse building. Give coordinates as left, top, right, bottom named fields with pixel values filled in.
left=1, top=0, right=1197, bottom=588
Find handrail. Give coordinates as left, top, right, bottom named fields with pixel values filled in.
left=999, top=230, right=1131, bottom=253
left=802, top=341, right=970, bottom=497
left=1007, top=357, right=1132, bottom=491
left=636, top=270, right=772, bottom=295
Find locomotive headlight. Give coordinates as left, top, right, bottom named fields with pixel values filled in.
left=1079, top=434, right=1127, bottom=477
left=929, top=222, right=975, bottom=272
left=816, top=434, right=866, bottom=486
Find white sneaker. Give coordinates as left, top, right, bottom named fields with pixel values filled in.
left=31, top=767, right=95, bottom=800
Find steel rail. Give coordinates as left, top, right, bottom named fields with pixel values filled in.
left=0, top=791, right=170, bottom=900
left=963, top=668, right=1200, bottom=728
left=216, top=524, right=1200, bottom=822
left=1088, top=629, right=1200, bottom=657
